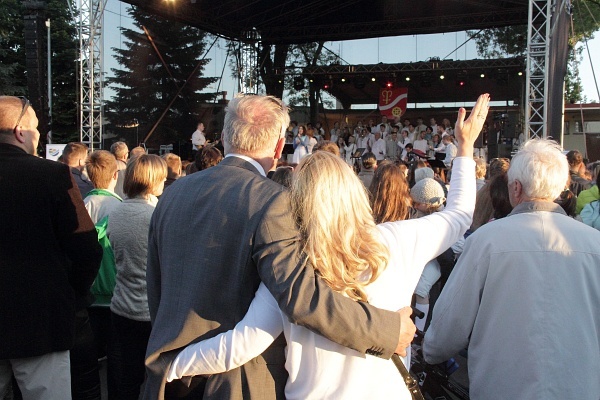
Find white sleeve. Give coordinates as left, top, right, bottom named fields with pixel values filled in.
left=378, top=157, right=475, bottom=290
left=167, top=283, right=283, bottom=381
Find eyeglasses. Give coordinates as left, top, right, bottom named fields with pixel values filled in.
left=14, top=96, right=30, bottom=131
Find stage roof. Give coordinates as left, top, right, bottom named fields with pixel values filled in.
left=303, top=57, right=526, bottom=107
left=121, top=0, right=529, bottom=44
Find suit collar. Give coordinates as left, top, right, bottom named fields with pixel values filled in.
left=223, top=154, right=267, bottom=177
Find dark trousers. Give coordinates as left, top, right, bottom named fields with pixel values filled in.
left=88, top=306, right=121, bottom=400
left=111, top=312, right=151, bottom=400
left=71, top=309, right=101, bottom=400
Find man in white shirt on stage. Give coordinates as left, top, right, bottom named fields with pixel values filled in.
left=371, top=131, right=386, bottom=163
left=191, top=122, right=206, bottom=157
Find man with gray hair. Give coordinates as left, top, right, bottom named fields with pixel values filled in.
left=144, top=94, right=415, bottom=399
left=423, top=139, right=600, bottom=399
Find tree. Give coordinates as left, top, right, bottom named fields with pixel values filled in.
left=469, top=0, right=600, bottom=102
left=106, top=6, right=218, bottom=149
left=0, top=0, right=79, bottom=143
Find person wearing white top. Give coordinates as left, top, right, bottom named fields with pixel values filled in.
left=292, top=125, right=308, bottom=164
left=167, top=94, right=491, bottom=400
left=412, top=131, right=429, bottom=154
left=191, top=122, right=206, bottom=152
left=371, top=132, right=387, bottom=162
left=344, top=136, right=358, bottom=166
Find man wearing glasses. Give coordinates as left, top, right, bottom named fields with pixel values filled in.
left=0, top=96, right=102, bottom=398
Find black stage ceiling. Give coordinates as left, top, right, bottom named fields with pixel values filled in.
left=121, top=0, right=529, bottom=44
left=304, top=57, right=526, bottom=107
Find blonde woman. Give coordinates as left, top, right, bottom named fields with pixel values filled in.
left=167, top=94, right=490, bottom=399
left=108, top=154, right=167, bottom=400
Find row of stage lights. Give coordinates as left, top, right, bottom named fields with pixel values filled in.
left=284, top=71, right=524, bottom=90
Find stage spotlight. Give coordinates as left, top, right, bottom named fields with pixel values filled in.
left=323, top=79, right=333, bottom=90
left=405, top=76, right=411, bottom=82
left=480, top=73, right=485, bottom=78
left=293, top=76, right=305, bottom=90
left=386, top=81, right=393, bottom=88
left=518, top=71, right=523, bottom=76
left=371, top=77, right=377, bottom=82
left=439, top=74, right=445, bottom=80
left=456, top=80, right=465, bottom=87
left=341, top=77, right=346, bottom=83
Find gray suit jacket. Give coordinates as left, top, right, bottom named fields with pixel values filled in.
left=144, top=156, right=399, bottom=399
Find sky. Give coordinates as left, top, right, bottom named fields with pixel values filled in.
left=102, top=0, right=600, bottom=105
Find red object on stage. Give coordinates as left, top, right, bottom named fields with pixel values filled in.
left=379, top=87, right=408, bottom=119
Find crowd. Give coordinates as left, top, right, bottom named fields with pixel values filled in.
left=1, top=93, right=600, bottom=400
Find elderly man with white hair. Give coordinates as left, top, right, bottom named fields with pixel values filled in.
left=423, top=139, right=600, bottom=400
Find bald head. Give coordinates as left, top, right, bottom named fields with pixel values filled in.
left=0, top=96, right=40, bottom=155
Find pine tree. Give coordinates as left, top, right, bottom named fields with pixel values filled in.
left=106, top=6, right=218, bottom=148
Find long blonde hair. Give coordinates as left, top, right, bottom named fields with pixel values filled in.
left=291, top=151, right=389, bottom=301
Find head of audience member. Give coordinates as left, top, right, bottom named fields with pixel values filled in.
left=431, top=133, right=440, bottom=144
left=405, top=143, right=414, bottom=153
left=441, top=134, right=452, bottom=145
left=162, top=153, right=182, bottom=181
left=369, top=162, right=412, bottom=224
left=336, top=136, right=346, bottom=148
left=194, top=145, right=223, bottom=172
left=222, top=94, right=289, bottom=173
left=361, top=152, right=377, bottom=171
left=124, top=154, right=167, bottom=200
left=291, top=151, right=388, bottom=301
left=0, top=96, right=40, bottom=155
left=475, top=158, right=487, bottom=181
left=62, top=142, right=89, bottom=170
left=488, top=157, right=510, bottom=180
left=566, top=150, right=585, bottom=174
left=110, top=141, right=129, bottom=163
left=588, top=161, right=600, bottom=184
left=430, top=118, right=436, bottom=126
left=414, top=167, right=434, bottom=183
left=129, top=146, right=146, bottom=160
left=555, top=184, right=577, bottom=217
left=85, top=150, right=118, bottom=191
left=489, top=173, right=512, bottom=220
left=410, top=177, right=446, bottom=215
left=271, top=166, right=294, bottom=188
left=508, top=139, right=568, bottom=207
left=313, top=140, right=340, bottom=157
left=437, top=125, right=446, bottom=135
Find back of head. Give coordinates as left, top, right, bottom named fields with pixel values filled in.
left=369, top=162, right=412, bottom=223
left=129, top=146, right=146, bottom=160
left=410, top=177, right=446, bottom=212
left=86, top=150, right=118, bottom=189
left=195, top=145, right=223, bottom=171
left=291, top=151, right=389, bottom=301
left=313, top=140, right=340, bottom=157
left=566, top=150, right=583, bottom=169
left=361, top=152, right=376, bottom=170
left=110, top=141, right=129, bottom=160
left=475, top=157, right=487, bottom=179
left=162, top=153, right=182, bottom=179
left=414, top=167, right=434, bottom=183
left=222, top=94, right=289, bottom=156
left=488, top=157, right=510, bottom=179
left=0, top=96, right=33, bottom=138
left=124, top=154, right=167, bottom=199
left=62, top=142, right=89, bottom=167
left=270, top=166, right=294, bottom=188
left=508, top=139, right=568, bottom=201
left=489, top=173, right=512, bottom=220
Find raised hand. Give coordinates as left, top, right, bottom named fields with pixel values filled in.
left=454, top=93, right=491, bottom=153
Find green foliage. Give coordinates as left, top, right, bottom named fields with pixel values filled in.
left=0, top=0, right=27, bottom=95
left=468, top=0, right=600, bottom=103
left=106, top=6, right=218, bottom=148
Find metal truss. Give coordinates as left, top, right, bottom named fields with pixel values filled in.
left=304, top=58, right=525, bottom=77
left=78, top=0, right=106, bottom=150
left=239, top=30, right=260, bottom=94
left=525, top=0, right=553, bottom=140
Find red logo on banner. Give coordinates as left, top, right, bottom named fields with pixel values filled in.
left=379, top=88, right=408, bottom=119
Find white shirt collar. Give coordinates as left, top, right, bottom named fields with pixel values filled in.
left=225, top=153, right=267, bottom=177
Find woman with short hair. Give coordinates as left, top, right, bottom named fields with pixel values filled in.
left=109, top=154, right=167, bottom=400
